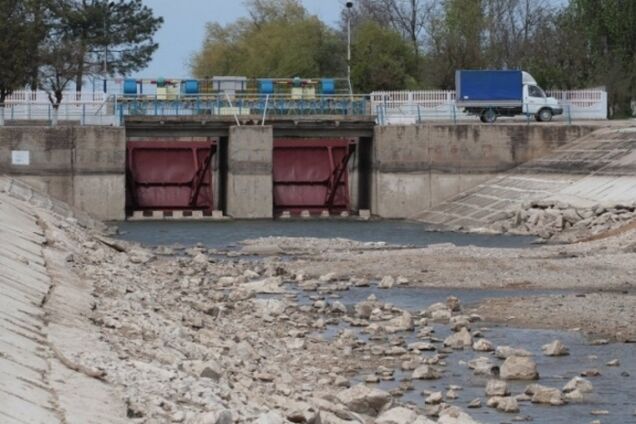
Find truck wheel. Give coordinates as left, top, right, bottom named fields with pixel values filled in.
left=537, top=108, right=553, bottom=122
left=481, top=109, right=497, bottom=124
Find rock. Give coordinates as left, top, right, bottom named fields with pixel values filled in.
left=468, top=357, right=499, bottom=376
left=253, top=411, right=284, bottom=424
left=425, top=392, right=443, bottom=404
left=472, top=339, right=494, bottom=352
left=438, top=407, right=482, bottom=424
left=487, top=396, right=520, bottom=413
left=467, top=398, right=481, bottom=409
left=526, top=384, right=565, bottom=406
left=542, top=340, right=569, bottom=356
left=336, top=384, right=391, bottom=416
left=485, top=380, right=509, bottom=397
left=355, top=298, right=379, bottom=319
left=607, top=359, right=620, bottom=367
left=331, top=301, right=347, bottom=314
left=564, top=389, right=584, bottom=402
left=319, top=272, right=337, bottom=282
left=193, top=410, right=233, bottom=424
left=378, top=276, right=395, bottom=289
left=430, top=308, right=452, bottom=323
left=563, top=376, right=593, bottom=394
left=252, top=298, right=286, bottom=317
left=383, top=312, right=414, bottom=333
left=500, top=356, right=539, bottom=380
left=286, top=406, right=320, bottom=424
left=449, top=315, right=470, bottom=331
left=581, top=369, right=601, bottom=377
left=242, top=277, right=285, bottom=294
left=181, top=360, right=223, bottom=381
left=334, top=376, right=350, bottom=388
left=376, top=407, right=418, bottom=424
left=446, top=389, right=459, bottom=400
left=412, top=365, right=441, bottom=380
left=446, top=296, right=461, bottom=312
left=495, top=346, right=532, bottom=359
left=444, top=327, right=472, bottom=349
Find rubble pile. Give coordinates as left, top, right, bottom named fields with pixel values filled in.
left=490, top=200, right=636, bottom=240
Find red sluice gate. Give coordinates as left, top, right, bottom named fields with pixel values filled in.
left=273, top=139, right=355, bottom=215
left=127, top=140, right=217, bottom=213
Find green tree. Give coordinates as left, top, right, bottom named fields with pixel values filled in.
left=191, top=0, right=345, bottom=79
left=60, top=0, right=163, bottom=92
left=568, top=0, right=636, bottom=116
left=351, top=21, right=417, bottom=92
left=0, top=0, right=44, bottom=104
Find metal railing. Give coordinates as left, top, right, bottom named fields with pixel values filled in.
left=372, top=89, right=607, bottom=125
left=0, top=102, right=119, bottom=126
left=115, top=94, right=370, bottom=121
left=375, top=102, right=573, bottom=126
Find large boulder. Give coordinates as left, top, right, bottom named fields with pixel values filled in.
left=437, top=407, right=482, bottom=424
left=500, top=356, right=539, bottom=380
left=486, top=396, right=519, bottom=413
left=383, top=312, right=415, bottom=333
left=242, top=277, right=285, bottom=294
left=563, top=376, right=593, bottom=394
left=495, top=346, right=532, bottom=359
left=378, top=276, right=395, bottom=289
left=468, top=357, right=499, bottom=376
left=525, top=384, right=566, bottom=406
left=336, top=384, right=391, bottom=416
left=412, top=365, right=441, bottom=380
left=192, top=410, right=233, bottom=424
left=542, top=340, right=569, bottom=356
left=444, top=327, right=472, bottom=350
left=376, top=407, right=419, bottom=424
left=485, top=380, right=509, bottom=397
left=253, top=411, right=285, bottom=424
left=472, top=339, right=494, bottom=352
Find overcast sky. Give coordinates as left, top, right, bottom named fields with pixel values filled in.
left=138, top=0, right=345, bottom=78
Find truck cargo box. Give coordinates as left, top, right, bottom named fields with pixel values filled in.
left=456, top=70, right=523, bottom=106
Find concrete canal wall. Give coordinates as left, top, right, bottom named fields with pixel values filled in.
left=0, top=126, right=126, bottom=220
left=0, top=122, right=604, bottom=220
left=372, top=124, right=599, bottom=218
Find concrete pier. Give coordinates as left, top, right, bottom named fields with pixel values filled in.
left=226, top=126, right=274, bottom=219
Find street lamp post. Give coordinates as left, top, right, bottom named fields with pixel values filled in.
left=346, top=1, right=353, bottom=96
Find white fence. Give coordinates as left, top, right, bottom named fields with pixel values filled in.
left=371, top=89, right=608, bottom=124
left=1, top=90, right=117, bottom=126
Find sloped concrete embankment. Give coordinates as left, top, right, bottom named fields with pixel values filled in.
left=414, top=127, right=636, bottom=236
left=0, top=177, right=127, bottom=424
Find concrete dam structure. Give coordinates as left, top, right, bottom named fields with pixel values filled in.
left=0, top=117, right=605, bottom=222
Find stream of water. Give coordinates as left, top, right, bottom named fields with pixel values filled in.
left=115, top=220, right=635, bottom=423
left=115, top=220, right=537, bottom=249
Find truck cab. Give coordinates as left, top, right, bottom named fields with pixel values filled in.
left=521, top=72, right=563, bottom=122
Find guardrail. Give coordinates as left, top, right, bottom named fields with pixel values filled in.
left=375, top=102, right=573, bottom=126
left=115, top=94, right=369, bottom=121
left=0, top=101, right=118, bottom=126
left=372, top=89, right=607, bottom=124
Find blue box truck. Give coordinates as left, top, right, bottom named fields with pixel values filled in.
left=456, top=70, right=563, bottom=123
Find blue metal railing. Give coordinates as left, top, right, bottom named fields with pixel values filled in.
left=116, top=94, right=369, bottom=121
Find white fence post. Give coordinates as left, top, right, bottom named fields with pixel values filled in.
left=370, top=89, right=608, bottom=124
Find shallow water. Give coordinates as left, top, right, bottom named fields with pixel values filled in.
left=115, top=220, right=536, bottom=249
left=294, top=285, right=636, bottom=424
left=115, top=219, right=635, bottom=422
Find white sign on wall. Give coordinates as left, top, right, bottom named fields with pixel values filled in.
left=11, top=151, right=30, bottom=166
